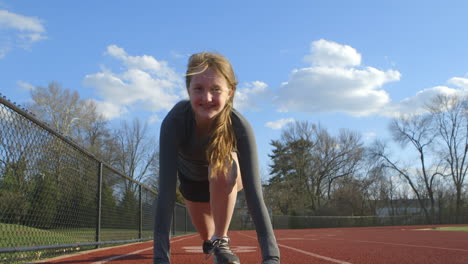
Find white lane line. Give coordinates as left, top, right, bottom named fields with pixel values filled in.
left=277, top=244, right=352, bottom=264
left=170, top=234, right=200, bottom=243
left=328, top=238, right=468, bottom=252
left=238, top=233, right=352, bottom=264
left=277, top=238, right=317, bottom=241
left=92, top=247, right=153, bottom=264
left=92, top=234, right=199, bottom=264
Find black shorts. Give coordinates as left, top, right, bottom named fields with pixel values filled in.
left=178, top=171, right=210, bottom=203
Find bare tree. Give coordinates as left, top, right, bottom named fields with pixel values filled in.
left=391, top=115, right=444, bottom=217
left=75, top=99, right=113, bottom=160
left=355, top=155, right=397, bottom=217
left=369, top=122, right=443, bottom=224
left=28, top=82, right=114, bottom=161
left=428, top=94, right=468, bottom=222
left=322, top=129, right=364, bottom=201
left=112, top=118, right=158, bottom=190
left=29, top=82, right=84, bottom=137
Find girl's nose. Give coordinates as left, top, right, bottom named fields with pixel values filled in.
left=202, top=90, right=213, bottom=102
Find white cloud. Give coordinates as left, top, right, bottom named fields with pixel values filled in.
left=277, top=39, right=400, bottom=116
left=279, top=40, right=468, bottom=119
left=277, top=66, right=400, bottom=116
left=0, top=10, right=46, bottom=58
left=448, top=77, right=468, bottom=90
left=84, top=45, right=184, bottom=117
left=265, top=118, right=295, bottom=130
left=170, top=50, right=188, bottom=59
left=17, top=80, right=34, bottom=91
left=105, top=45, right=181, bottom=84
left=382, top=85, right=466, bottom=118
left=0, top=10, right=44, bottom=32
left=148, top=114, right=160, bottom=124
left=235, top=81, right=269, bottom=111
left=91, top=99, right=128, bottom=120
left=303, top=39, right=361, bottom=67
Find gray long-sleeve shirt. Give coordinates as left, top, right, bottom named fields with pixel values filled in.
left=153, top=100, right=280, bottom=263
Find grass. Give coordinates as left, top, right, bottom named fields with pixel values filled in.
left=435, top=226, right=468, bottom=232
left=0, top=223, right=74, bottom=247
left=0, top=223, right=153, bottom=263
left=0, top=223, right=81, bottom=264
left=0, top=223, right=151, bottom=247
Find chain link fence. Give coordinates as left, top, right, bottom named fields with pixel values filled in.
left=0, top=95, right=196, bottom=263
left=271, top=214, right=420, bottom=229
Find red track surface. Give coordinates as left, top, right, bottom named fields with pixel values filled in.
left=39, top=225, right=468, bottom=264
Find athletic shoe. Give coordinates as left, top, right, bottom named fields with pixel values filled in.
left=203, top=240, right=214, bottom=254
left=210, top=237, right=240, bottom=264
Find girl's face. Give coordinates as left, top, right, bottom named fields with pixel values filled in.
left=188, top=67, right=233, bottom=126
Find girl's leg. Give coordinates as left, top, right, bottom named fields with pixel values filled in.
left=209, top=152, right=243, bottom=238
left=185, top=200, right=215, bottom=241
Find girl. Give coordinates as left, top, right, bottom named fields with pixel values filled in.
left=154, top=52, right=280, bottom=264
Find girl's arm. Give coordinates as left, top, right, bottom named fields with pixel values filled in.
left=153, top=117, right=178, bottom=264
left=235, top=115, right=280, bottom=263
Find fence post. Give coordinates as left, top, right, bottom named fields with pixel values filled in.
left=139, top=185, right=143, bottom=239
left=96, top=162, right=103, bottom=249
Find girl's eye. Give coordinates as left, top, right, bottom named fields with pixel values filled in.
left=212, top=88, right=221, bottom=93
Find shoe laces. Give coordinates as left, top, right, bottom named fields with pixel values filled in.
left=205, top=236, right=233, bottom=259
left=213, top=237, right=233, bottom=253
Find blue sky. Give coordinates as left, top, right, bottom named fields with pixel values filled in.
left=1, top=0, right=468, bottom=179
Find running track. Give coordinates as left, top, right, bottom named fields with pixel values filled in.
left=38, top=225, right=468, bottom=264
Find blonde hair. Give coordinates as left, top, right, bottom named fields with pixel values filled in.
left=186, top=52, right=238, bottom=179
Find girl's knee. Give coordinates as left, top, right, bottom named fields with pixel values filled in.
left=209, top=152, right=241, bottom=191
left=209, top=167, right=237, bottom=190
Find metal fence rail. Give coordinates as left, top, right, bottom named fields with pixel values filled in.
left=0, top=94, right=195, bottom=263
